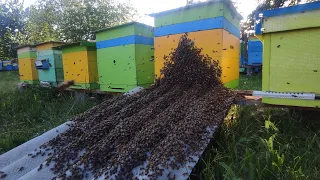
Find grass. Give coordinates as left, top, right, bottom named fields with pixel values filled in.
left=237, top=73, right=262, bottom=91
left=198, top=107, right=320, bottom=180
left=0, top=71, right=102, bottom=154
left=197, top=73, right=320, bottom=180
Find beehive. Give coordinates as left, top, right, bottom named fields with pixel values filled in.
left=248, top=36, right=262, bottom=65
left=150, top=0, right=242, bottom=88
left=16, top=45, right=39, bottom=84
left=35, top=41, right=65, bottom=87
left=58, top=42, right=99, bottom=90
left=255, top=1, right=320, bottom=108
left=96, top=22, right=154, bottom=92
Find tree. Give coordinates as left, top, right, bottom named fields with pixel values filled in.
left=0, top=0, right=24, bottom=59
left=20, top=0, right=136, bottom=43
left=58, top=0, right=135, bottom=41
left=20, top=1, right=61, bottom=44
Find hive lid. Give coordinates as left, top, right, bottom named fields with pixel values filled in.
left=149, top=0, right=243, bottom=19
left=255, top=1, right=320, bottom=35
left=256, top=1, right=320, bottom=19
left=34, top=41, right=66, bottom=46
left=54, top=41, right=96, bottom=49
left=95, top=21, right=153, bottom=33
left=15, top=44, right=35, bottom=50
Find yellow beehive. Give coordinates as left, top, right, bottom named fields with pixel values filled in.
left=16, top=45, right=39, bottom=84
left=150, top=1, right=242, bottom=88
left=58, top=42, right=99, bottom=90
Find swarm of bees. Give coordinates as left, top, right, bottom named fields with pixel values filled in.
left=33, top=34, right=235, bottom=180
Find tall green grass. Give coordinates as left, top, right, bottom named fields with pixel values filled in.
left=199, top=106, right=320, bottom=180
left=237, top=73, right=262, bottom=91
left=0, top=72, right=101, bottom=154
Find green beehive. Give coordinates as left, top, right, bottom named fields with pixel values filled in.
left=255, top=2, right=320, bottom=108
left=96, top=22, right=154, bottom=92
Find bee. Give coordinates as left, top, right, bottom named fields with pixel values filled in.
left=19, top=167, right=24, bottom=172
left=38, top=164, right=43, bottom=171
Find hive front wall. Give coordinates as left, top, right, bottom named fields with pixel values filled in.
left=262, top=28, right=320, bottom=107
left=62, top=46, right=99, bottom=90
left=153, top=2, right=241, bottom=89
left=37, top=50, right=64, bottom=87
left=97, top=45, right=137, bottom=92
left=135, top=45, right=155, bottom=87
left=17, top=47, right=39, bottom=84
left=96, top=23, right=154, bottom=92
left=18, top=58, right=39, bottom=84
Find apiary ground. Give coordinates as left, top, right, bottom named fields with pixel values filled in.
left=1, top=34, right=235, bottom=180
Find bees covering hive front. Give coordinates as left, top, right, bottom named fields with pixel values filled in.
left=150, top=0, right=243, bottom=89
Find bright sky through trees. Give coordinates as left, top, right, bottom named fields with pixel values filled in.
left=20, top=0, right=258, bottom=25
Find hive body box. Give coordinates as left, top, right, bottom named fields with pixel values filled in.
left=255, top=2, right=320, bottom=108
left=151, top=0, right=242, bottom=88
left=248, top=37, right=263, bottom=65
left=59, top=42, right=99, bottom=90
left=17, top=45, right=39, bottom=84
left=35, top=42, right=65, bottom=87
left=96, top=22, right=154, bottom=92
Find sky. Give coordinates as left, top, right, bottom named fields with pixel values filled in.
left=21, top=0, right=258, bottom=26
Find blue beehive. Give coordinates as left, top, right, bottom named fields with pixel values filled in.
left=248, top=36, right=263, bottom=65
left=35, top=41, right=65, bottom=87
left=13, top=64, right=18, bottom=71
left=6, top=65, right=13, bottom=71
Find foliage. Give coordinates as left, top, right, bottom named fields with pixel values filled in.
left=0, top=0, right=135, bottom=56
left=19, top=0, right=61, bottom=44
left=0, top=0, right=24, bottom=59
left=59, top=0, right=135, bottom=41
left=21, top=0, right=135, bottom=44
